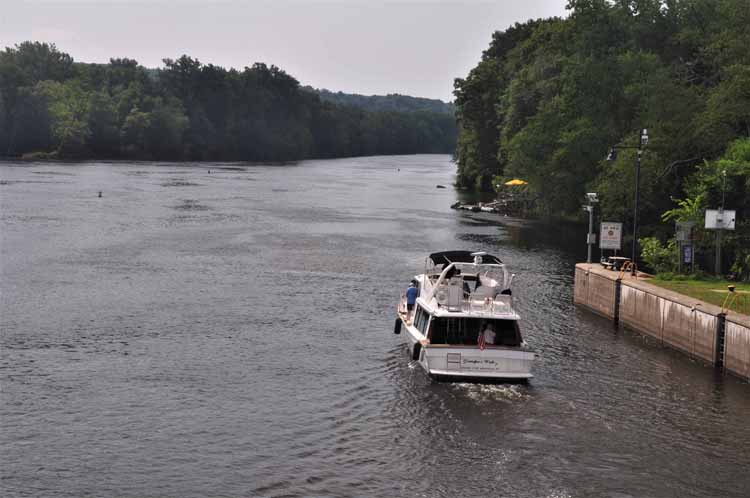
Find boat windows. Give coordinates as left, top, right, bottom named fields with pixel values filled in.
left=428, top=318, right=521, bottom=347
left=413, top=306, right=430, bottom=335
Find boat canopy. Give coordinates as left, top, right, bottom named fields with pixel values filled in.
left=428, top=250, right=502, bottom=268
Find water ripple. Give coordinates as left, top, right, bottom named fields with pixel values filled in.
left=1, top=157, right=749, bottom=498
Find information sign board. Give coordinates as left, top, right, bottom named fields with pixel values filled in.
left=600, top=222, right=622, bottom=250
left=683, top=245, right=692, bottom=263
left=705, top=209, right=736, bottom=230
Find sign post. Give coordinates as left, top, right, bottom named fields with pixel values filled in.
left=675, top=221, right=695, bottom=274
left=683, top=245, right=693, bottom=274
left=583, top=193, right=598, bottom=263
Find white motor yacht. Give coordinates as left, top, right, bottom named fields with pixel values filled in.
left=394, top=250, right=534, bottom=380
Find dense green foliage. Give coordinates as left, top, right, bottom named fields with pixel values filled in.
left=0, top=42, right=456, bottom=160
left=454, top=0, right=749, bottom=275
left=311, top=87, right=455, bottom=115
left=641, top=138, right=750, bottom=277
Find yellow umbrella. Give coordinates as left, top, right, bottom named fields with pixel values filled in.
left=504, top=179, right=528, bottom=186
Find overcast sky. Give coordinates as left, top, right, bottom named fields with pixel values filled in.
left=1, top=0, right=568, bottom=101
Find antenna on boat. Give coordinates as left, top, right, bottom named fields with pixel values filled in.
left=470, top=251, right=486, bottom=265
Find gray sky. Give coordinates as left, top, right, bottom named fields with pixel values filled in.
left=1, top=0, right=568, bottom=101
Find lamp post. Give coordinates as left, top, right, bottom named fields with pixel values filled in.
left=583, top=193, right=598, bottom=263
left=716, top=169, right=727, bottom=275
left=607, top=128, right=649, bottom=275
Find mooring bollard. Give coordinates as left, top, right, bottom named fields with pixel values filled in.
left=98, top=191, right=102, bottom=198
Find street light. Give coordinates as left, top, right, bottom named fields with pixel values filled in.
left=583, top=192, right=598, bottom=263
left=607, top=128, right=649, bottom=275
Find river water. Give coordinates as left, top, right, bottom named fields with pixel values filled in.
left=1, top=155, right=749, bottom=498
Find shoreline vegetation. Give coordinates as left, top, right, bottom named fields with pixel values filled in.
left=0, top=42, right=456, bottom=163
left=0, top=151, right=453, bottom=163
left=453, top=0, right=748, bottom=278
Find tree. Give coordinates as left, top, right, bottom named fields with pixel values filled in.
left=1, top=42, right=74, bottom=84
left=1, top=40, right=457, bottom=161
left=453, top=0, right=749, bottom=227
left=33, top=80, right=91, bottom=155
left=120, top=107, right=151, bottom=157
left=694, top=64, right=750, bottom=156
left=145, top=98, right=188, bottom=159
left=0, top=89, right=7, bottom=153
left=10, top=86, right=53, bottom=154
left=88, top=91, right=120, bottom=156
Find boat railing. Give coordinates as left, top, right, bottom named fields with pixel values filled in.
left=432, top=288, right=514, bottom=315
left=461, top=293, right=514, bottom=315
left=463, top=294, right=513, bottom=314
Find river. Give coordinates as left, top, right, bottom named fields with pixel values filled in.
left=1, top=155, right=749, bottom=498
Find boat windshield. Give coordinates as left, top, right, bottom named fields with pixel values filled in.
left=428, top=318, right=521, bottom=347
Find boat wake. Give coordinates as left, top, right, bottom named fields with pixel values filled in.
left=451, top=382, right=531, bottom=402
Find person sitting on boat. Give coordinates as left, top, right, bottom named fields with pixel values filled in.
left=405, top=282, right=418, bottom=318
left=482, top=323, right=496, bottom=346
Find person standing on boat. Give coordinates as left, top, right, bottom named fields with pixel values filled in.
left=481, top=323, right=496, bottom=347
left=405, top=282, right=418, bottom=319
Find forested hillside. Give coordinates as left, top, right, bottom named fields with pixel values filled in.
left=0, top=42, right=456, bottom=161
left=454, top=0, right=749, bottom=275
left=311, top=88, right=455, bottom=115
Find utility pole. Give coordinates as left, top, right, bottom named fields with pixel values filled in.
left=632, top=147, right=642, bottom=274
left=584, top=193, right=598, bottom=263
left=716, top=226, right=722, bottom=275
left=716, top=170, right=727, bottom=275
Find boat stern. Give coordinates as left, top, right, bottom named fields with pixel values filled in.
left=423, top=347, right=534, bottom=380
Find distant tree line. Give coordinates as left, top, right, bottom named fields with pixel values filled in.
left=310, top=88, right=455, bottom=115
left=454, top=0, right=749, bottom=276
left=0, top=42, right=456, bottom=161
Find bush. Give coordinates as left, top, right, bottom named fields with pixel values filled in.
left=639, top=237, right=677, bottom=274
left=730, top=252, right=750, bottom=282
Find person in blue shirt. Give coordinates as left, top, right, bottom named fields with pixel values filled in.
left=405, top=282, right=418, bottom=318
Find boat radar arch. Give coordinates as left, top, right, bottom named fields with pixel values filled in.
left=471, top=251, right=486, bottom=265
left=424, top=251, right=505, bottom=302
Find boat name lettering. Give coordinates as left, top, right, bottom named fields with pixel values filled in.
left=462, top=358, right=500, bottom=367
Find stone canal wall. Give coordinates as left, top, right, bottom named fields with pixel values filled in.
left=574, top=263, right=750, bottom=381
left=573, top=265, right=618, bottom=319
left=724, top=313, right=750, bottom=380
left=619, top=279, right=720, bottom=365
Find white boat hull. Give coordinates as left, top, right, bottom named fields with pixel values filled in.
left=423, top=347, right=534, bottom=379
left=400, top=317, right=534, bottom=380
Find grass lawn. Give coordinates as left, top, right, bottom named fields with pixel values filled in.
left=649, top=278, right=750, bottom=315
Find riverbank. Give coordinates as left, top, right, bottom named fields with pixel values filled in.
left=574, top=263, right=750, bottom=381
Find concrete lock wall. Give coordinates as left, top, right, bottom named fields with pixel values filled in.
left=724, top=313, right=750, bottom=381
left=619, top=283, right=662, bottom=342
left=574, top=264, right=618, bottom=320
left=573, top=265, right=589, bottom=308
left=572, top=264, right=750, bottom=380
left=619, top=279, right=719, bottom=365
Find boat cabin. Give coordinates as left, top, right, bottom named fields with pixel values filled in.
left=412, top=311, right=522, bottom=347
left=412, top=250, right=518, bottom=318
